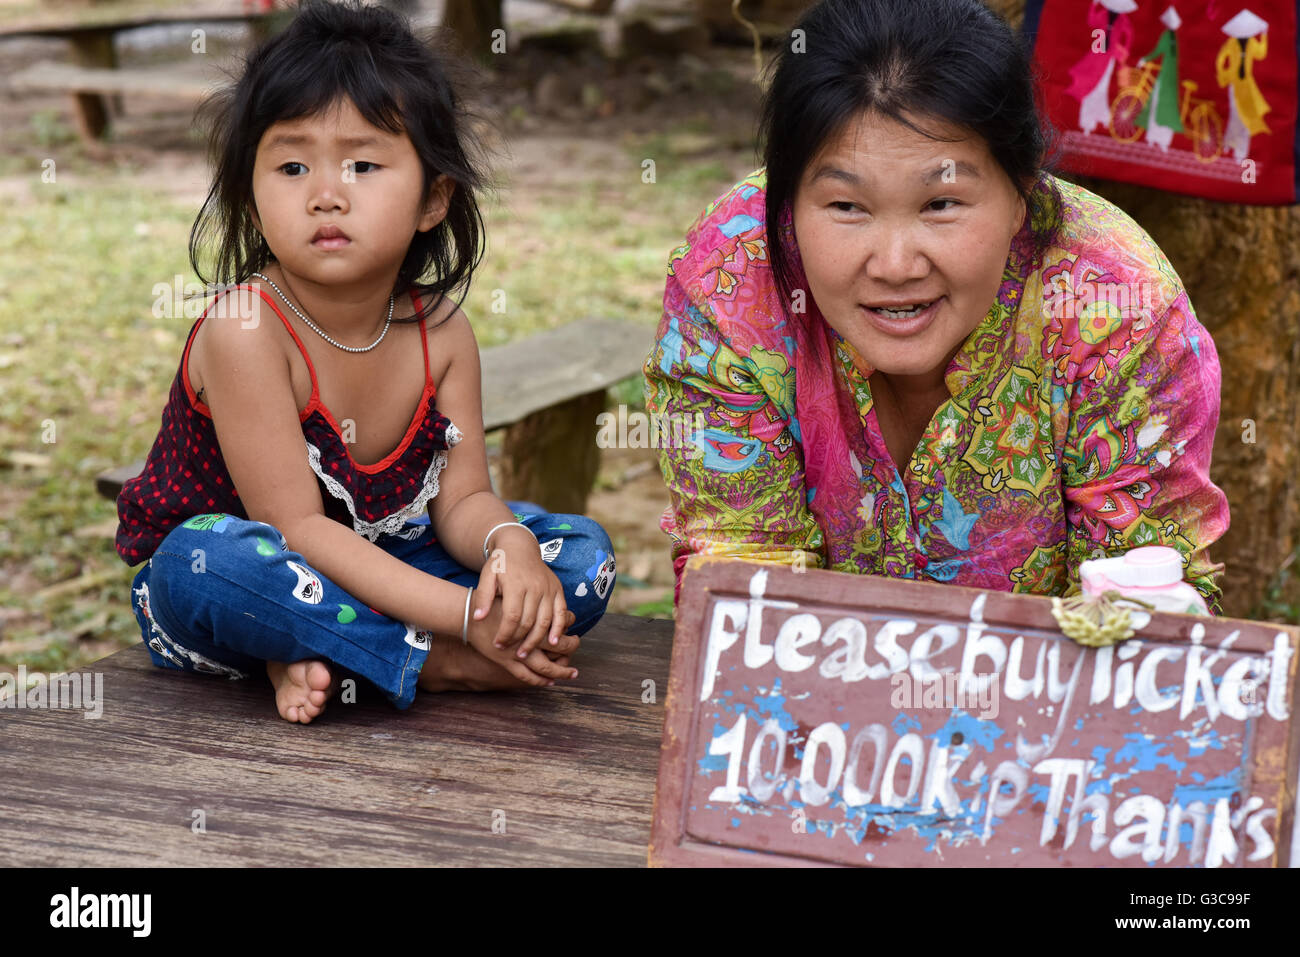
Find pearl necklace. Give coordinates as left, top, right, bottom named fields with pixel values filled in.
left=252, top=271, right=393, bottom=353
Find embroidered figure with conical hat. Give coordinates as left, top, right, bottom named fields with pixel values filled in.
left=1067, top=0, right=1138, bottom=133
left=1134, top=5, right=1185, bottom=150
left=1216, top=8, right=1272, bottom=158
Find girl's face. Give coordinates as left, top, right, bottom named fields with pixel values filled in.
left=249, top=97, right=453, bottom=289
left=791, top=109, right=1027, bottom=387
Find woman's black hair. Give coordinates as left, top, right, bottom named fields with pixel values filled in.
left=759, top=0, right=1065, bottom=307
left=188, top=0, right=490, bottom=325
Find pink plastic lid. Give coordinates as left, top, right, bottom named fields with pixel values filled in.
left=1119, top=546, right=1183, bottom=588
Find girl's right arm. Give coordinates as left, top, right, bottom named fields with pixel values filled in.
left=195, top=296, right=484, bottom=641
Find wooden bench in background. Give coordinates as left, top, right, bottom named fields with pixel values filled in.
left=0, top=611, right=674, bottom=866
left=0, top=1, right=438, bottom=142
left=0, top=2, right=284, bottom=141
left=6, top=56, right=223, bottom=128
left=96, top=317, right=653, bottom=515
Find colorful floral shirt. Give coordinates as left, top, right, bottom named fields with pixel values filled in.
left=644, top=169, right=1229, bottom=612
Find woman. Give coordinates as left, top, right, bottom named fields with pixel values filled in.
left=644, top=0, right=1228, bottom=612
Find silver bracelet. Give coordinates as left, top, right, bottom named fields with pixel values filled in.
left=482, top=521, right=529, bottom=560
left=460, top=586, right=473, bottom=645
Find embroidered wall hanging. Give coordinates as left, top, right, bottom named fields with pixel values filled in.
left=1025, top=0, right=1299, bottom=204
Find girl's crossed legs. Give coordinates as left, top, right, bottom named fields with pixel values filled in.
left=128, top=505, right=616, bottom=720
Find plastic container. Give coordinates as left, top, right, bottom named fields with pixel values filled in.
left=1078, top=545, right=1209, bottom=616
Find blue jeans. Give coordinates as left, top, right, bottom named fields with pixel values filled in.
left=128, top=504, right=616, bottom=709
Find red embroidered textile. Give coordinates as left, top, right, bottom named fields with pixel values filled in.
left=115, top=285, right=463, bottom=565
left=1027, top=0, right=1299, bottom=204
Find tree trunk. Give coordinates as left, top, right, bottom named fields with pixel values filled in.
left=443, top=0, right=504, bottom=60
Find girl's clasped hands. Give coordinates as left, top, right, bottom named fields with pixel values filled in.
left=463, top=527, right=581, bottom=688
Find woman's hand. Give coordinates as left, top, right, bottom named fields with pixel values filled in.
left=472, top=529, right=573, bottom=658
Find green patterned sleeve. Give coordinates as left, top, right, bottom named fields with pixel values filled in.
left=1061, top=294, right=1229, bottom=613
left=644, top=271, right=825, bottom=604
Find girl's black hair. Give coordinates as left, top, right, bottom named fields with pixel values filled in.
left=188, top=0, right=490, bottom=325
left=759, top=0, right=1065, bottom=307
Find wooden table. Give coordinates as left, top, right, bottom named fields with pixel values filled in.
left=0, top=612, right=674, bottom=866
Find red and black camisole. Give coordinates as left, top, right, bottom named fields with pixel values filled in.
left=115, top=284, right=463, bottom=565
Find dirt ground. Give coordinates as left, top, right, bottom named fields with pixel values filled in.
left=0, top=28, right=768, bottom=626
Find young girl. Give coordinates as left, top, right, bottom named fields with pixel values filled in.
left=114, top=0, right=617, bottom=723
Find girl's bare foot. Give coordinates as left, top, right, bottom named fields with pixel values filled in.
left=266, top=659, right=335, bottom=723
left=418, top=636, right=570, bottom=692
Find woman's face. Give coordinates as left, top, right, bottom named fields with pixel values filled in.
left=791, top=110, right=1027, bottom=388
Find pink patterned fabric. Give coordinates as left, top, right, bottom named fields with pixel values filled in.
left=644, top=168, right=1229, bottom=611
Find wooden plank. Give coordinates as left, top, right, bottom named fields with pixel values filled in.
left=650, top=558, right=1300, bottom=867
left=0, top=4, right=432, bottom=37
left=0, top=5, right=267, bottom=38
left=96, top=461, right=144, bottom=501
left=0, top=612, right=674, bottom=866
left=479, top=318, right=650, bottom=433
left=7, top=59, right=220, bottom=100
left=540, top=0, right=616, bottom=14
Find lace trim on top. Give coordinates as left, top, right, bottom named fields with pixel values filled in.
left=306, top=421, right=464, bottom=541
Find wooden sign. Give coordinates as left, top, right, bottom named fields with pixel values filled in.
left=649, top=558, right=1300, bottom=867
